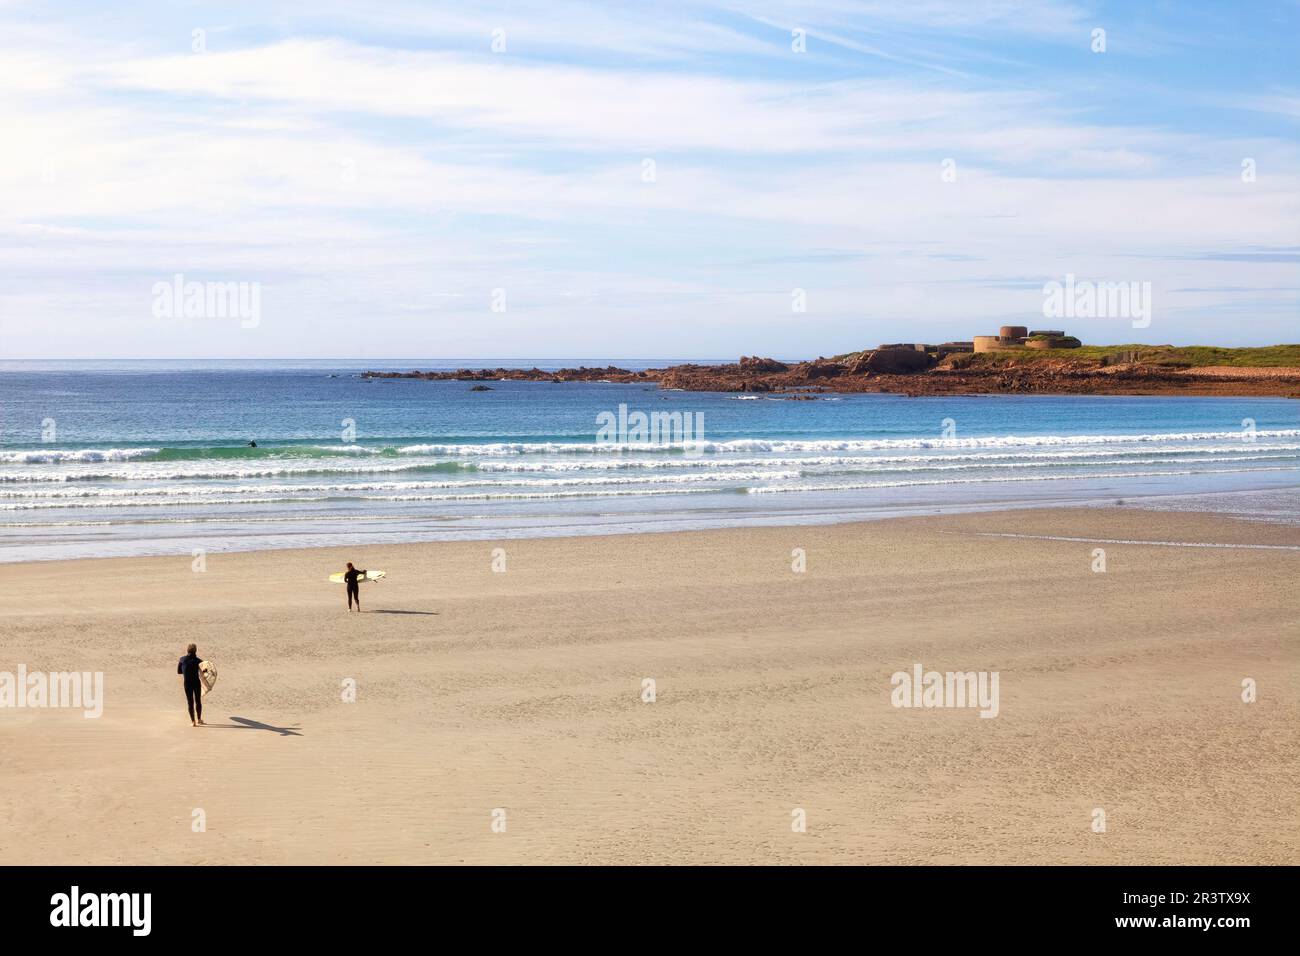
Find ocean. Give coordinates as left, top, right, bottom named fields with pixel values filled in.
left=2, top=359, right=1298, bottom=562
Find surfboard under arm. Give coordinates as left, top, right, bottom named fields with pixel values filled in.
left=327, top=570, right=386, bottom=583
left=199, top=660, right=218, bottom=695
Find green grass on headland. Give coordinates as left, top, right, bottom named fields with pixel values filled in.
left=964, top=344, right=1300, bottom=367
left=834, top=344, right=1300, bottom=368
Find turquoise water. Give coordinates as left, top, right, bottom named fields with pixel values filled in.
left=1, top=360, right=1297, bottom=561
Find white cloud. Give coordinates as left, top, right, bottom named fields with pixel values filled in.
left=0, top=3, right=1296, bottom=357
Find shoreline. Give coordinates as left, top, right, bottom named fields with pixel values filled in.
left=6, top=479, right=1300, bottom=565
left=3, top=506, right=1296, bottom=864
left=9, top=498, right=1300, bottom=572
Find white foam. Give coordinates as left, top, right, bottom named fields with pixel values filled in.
left=0, top=469, right=798, bottom=502
left=744, top=464, right=1298, bottom=493
left=0, top=447, right=161, bottom=464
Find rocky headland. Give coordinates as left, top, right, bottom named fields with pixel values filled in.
left=363, top=345, right=1300, bottom=398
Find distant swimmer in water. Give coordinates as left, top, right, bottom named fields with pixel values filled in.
left=248, top=441, right=257, bottom=447
left=177, top=643, right=205, bottom=726
left=343, top=562, right=366, bottom=612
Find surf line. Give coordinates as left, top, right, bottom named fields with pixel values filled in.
left=961, top=532, right=1300, bottom=551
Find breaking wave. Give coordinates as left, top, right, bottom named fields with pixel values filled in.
left=5, top=429, right=1298, bottom=465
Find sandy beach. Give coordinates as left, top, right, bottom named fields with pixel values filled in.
left=1, top=506, right=1296, bottom=865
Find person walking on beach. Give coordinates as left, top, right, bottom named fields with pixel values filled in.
left=343, top=562, right=366, bottom=613
left=177, top=643, right=205, bottom=727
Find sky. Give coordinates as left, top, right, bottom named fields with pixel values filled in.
left=1, top=0, right=1297, bottom=360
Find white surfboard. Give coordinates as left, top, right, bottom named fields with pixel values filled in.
left=199, top=659, right=218, bottom=695
left=328, top=570, right=386, bottom=584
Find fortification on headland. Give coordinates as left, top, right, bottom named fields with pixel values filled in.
left=874, top=326, right=1081, bottom=359
left=971, top=327, right=1080, bottom=353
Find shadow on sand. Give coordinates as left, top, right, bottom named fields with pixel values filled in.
left=367, top=609, right=439, bottom=616
left=207, top=716, right=303, bottom=737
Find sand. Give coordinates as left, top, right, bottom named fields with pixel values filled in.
left=1, top=506, right=1296, bottom=865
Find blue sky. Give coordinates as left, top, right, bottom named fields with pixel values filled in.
left=2, top=0, right=1297, bottom=359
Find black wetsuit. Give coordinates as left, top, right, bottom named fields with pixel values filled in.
left=177, top=652, right=203, bottom=721
left=344, top=568, right=365, bottom=610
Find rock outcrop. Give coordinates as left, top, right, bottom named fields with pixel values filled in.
left=739, top=356, right=788, bottom=373
left=860, top=348, right=933, bottom=374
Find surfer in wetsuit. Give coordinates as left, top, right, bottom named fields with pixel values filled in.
left=343, top=562, right=365, bottom=612
left=177, top=643, right=205, bottom=726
